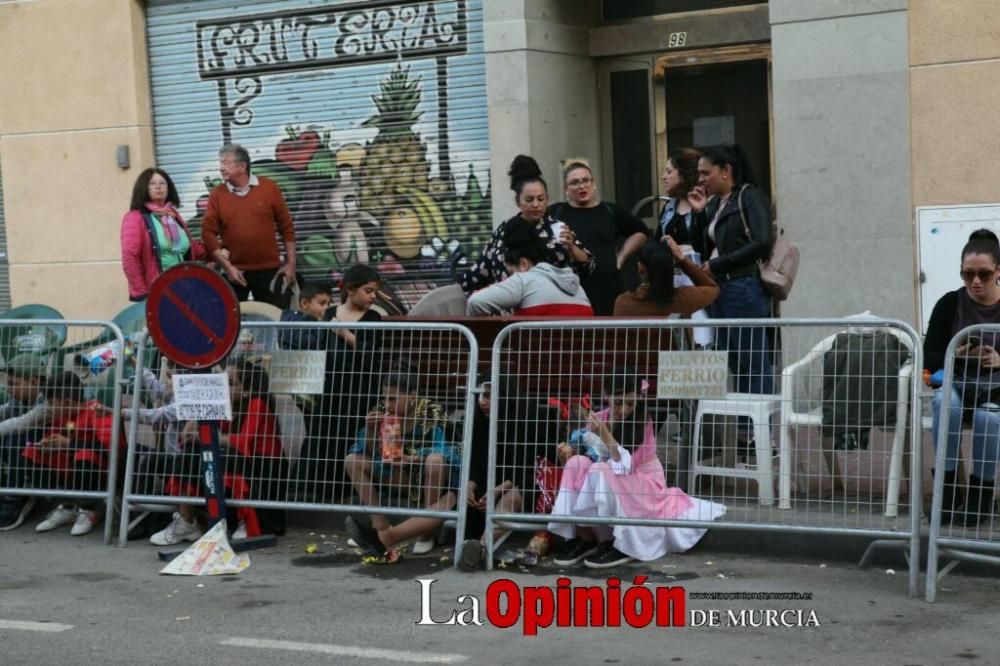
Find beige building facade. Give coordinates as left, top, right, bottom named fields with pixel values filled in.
left=0, top=0, right=996, bottom=323
left=0, top=0, right=153, bottom=319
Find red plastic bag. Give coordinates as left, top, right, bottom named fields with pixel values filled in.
left=533, top=456, right=562, bottom=515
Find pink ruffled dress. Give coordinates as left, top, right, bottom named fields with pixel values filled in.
left=548, top=409, right=726, bottom=560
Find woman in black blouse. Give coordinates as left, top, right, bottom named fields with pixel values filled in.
left=547, top=158, right=648, bottom=315
left=460, top=155, right=593, bottom=294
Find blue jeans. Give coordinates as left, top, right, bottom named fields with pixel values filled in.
left=931, top=387, right=1000, bottom=480
left=710, top=275, right=775, bottom=396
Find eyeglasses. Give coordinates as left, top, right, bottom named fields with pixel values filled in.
left=610, top=398, right=637, bottom=408
left=960, top=268, right=998, bottom=283
left=567, top=177, right=593, bottom=188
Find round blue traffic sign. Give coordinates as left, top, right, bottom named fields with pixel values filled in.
left=146, top=263, right=241, bottom=369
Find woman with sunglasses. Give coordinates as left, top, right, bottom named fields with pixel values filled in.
left=547, top=158, right=649, bottom=315
left=925, top=228, right=1000, bottom=527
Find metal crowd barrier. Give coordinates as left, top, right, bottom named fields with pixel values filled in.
left=0, top=319, right=127, bottom=545
left=482, top=318, right=923, bottom=597
left=118, top=320, right=478, bottom=568
left=925, top=324, right=1000, bottom=602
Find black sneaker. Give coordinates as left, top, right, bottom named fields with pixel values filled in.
left=583, top=542, right=634, bottom=569
left=458, top=539, right=484, bottom=572
left=552, top=538, right=600, bottom=566
left=0, top=496, right=35, bottom=532
left=344, top=516, right=388, bottom=558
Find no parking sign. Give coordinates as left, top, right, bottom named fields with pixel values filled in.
left=146, top=263, right=241, bottom=369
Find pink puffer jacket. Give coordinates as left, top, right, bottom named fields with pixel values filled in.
left=120, top=207, right=206, bottom=300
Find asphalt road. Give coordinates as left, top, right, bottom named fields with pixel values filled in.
left=0, top=521, right=996, bottom=665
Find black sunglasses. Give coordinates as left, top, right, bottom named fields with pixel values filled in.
left=960, top=268, right=998, bottom=283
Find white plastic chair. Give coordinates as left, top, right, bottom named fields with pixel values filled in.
left=779, top=330, right=913, bottom=516
left=688, top=393, right=783, bottom=505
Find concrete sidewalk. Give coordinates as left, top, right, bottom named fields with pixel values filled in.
left=0, top=523, right=996, bottom=665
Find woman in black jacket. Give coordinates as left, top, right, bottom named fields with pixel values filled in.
left=689, top=144, right=775, bottom=412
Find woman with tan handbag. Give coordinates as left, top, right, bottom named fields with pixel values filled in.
left=689, top=144, right=775, bottom=449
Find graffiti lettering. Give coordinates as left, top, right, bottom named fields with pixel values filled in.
left=196, top=0, right=467, bottom=80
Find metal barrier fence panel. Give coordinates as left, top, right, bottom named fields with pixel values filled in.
left=0, top=319, right=126, bottom=545
left=119, top=320, right=477, bottom=568
left=483, top=318, right=923, bottom=597
left=925, top=323, right=1000, bottom=602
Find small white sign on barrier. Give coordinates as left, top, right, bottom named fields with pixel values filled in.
left=656, top=351, right=729, bottom=399
left=173, top=373, right=233, bottom=421
left=268, top=350, right=326, bottom=394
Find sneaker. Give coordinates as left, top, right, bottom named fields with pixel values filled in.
left=70, top=510, right=99, bottom=537
left=35, top=503, right=77, bottom=533
left=149, top=512, right=203, bottom=546
left=232, top=520, right=248, bottom=541
left=552, top=538, right=600, bottom=566
left=0, top=496, right=36, bottom=531
left=345, top=515, right=387, bottom=558
left=412, top=533, right=436, bottom=555
left=346, top=537, right=359, bottom=548
left=583, top=542, right=634, bottom=569
left=458, top=539, right=484, bottom=572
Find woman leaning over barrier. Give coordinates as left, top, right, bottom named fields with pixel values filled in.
left=925, top=229, right=1000, bottom=527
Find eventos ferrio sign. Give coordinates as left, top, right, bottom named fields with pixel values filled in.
left=656, top=351, right=729, bottom=399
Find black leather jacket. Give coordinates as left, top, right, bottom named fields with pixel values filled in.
left=697, top=185, right=772, bottom=279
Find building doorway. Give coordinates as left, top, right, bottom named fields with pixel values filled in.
left=663, top=58, right=771, bottom=197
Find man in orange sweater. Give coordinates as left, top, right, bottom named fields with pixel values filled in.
left=202, top=144, right=297, bottom=305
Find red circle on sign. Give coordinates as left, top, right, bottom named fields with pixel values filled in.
left=146, top=263, right=241, bottom=369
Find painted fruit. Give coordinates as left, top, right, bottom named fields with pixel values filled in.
left=335, top=143, right=367, bottom=169
left=385, top=207, right=423, bottom=259
left=276, top=130, right=321, bottom=171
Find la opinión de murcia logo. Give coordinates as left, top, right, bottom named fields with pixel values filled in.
left=416, top=578, right=821, bottom=635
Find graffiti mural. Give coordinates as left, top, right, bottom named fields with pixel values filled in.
left=148, top=0, right=491, bottom=308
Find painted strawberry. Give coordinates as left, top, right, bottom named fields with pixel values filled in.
left=276, top=127, right=322, bottom=171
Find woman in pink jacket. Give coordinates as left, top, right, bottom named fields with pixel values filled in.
left=120, top=168, right=205, bottom=301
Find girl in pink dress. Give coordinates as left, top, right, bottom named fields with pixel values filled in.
left=549, top=369, right=726, bottom=568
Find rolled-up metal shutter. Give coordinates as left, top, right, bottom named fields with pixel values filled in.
left=0, top=160, right=11, bottom=311
left=145, top=0, right=491, bottom=307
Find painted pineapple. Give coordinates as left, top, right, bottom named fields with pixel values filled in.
left=359, top=63, right=431, bottom=219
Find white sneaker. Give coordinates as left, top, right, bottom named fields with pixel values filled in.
left=346, top=537, right=359, bottom=548
left=232, top=520, right=248, bottom=540
left=149, top=512, right=203, bottom=546
left=35, top=504, right=77, bottom=533
left=412, top=534, right=436, bottom=555
left=70, top=509, right=99, bottom=536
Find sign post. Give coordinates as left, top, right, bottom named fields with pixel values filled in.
left=145, top=263, right=274, bottom=558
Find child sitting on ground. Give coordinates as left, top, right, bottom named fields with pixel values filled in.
left=549, top=367, right=726, bottom=568
left=344, top=363, right=460, bottom=561
left=150, top=358, right=285, bottom=546
left=0, top=353, right=49, bottom=531
left=279, top=282, right=334, bottom=351
left=22, top=372, right=116, bottom=537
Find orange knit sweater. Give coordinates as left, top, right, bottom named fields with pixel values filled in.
left=202, top=176, right=295, bottom=271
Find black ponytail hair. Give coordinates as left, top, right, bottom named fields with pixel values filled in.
left=700, top=144, right=756, bottom=188
left=637, top=240, right=675, bottom=307
left=962, top=229, right=1000, bottom=265
left=501, top=218, right=546, bottom=267
left=603, top=367, right=647, bottom=450
left=508, top=154, right=547, bottom=196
